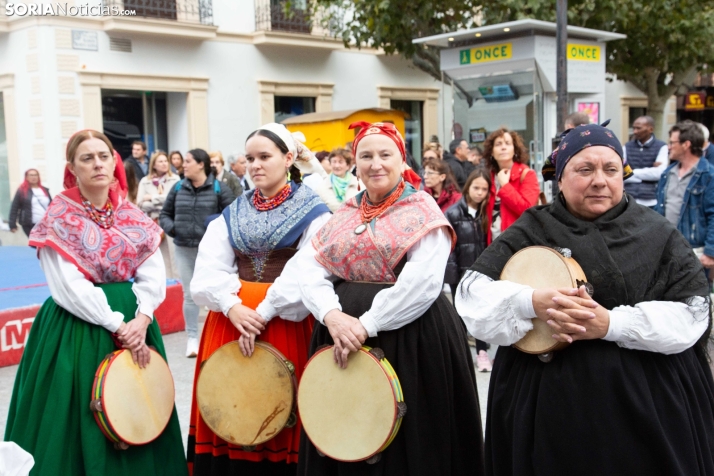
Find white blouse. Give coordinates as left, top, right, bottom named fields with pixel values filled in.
left=190, top=212, right=332, bottom=321
left=290, top=226, right=452, bottom=337
left=39, top=247, right=166, bottom=333
left=455, top=270, right=710, bottom=355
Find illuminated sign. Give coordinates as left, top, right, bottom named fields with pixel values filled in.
left=460, top=43, right=512, bottom=65
left=685, top=92, right=706, bottom=111
left=567, top=43, right=601, bottom=62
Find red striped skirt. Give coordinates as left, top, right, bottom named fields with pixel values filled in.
left=187, top=279, right=314, bottom=474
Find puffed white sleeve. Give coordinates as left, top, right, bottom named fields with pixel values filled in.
left=40, top=247, right=125, bottom=332
left=191, top=217, right=242, bottom=316
left=357, top=227, right=453, bottom=337
left=255, top=212, right=333, bottom=322
left=132, top=249, right=166, bottom=318
left=454, top=270, right=537, bottom=345
left=604, top=296, right=709, bottom=354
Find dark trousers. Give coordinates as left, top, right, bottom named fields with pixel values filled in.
left=21, top=224, right=33, bottom=237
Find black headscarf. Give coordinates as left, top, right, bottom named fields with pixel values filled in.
left=542, top=121, right=634, bottom=181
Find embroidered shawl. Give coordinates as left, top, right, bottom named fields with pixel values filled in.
left=29, top=188, right=162, bottom=283
left=313, top=187, right=456, bottom=283
left=223, top=182, right=329, bottom=279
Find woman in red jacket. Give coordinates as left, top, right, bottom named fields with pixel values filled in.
left=483, top=128, right=540, bottom=243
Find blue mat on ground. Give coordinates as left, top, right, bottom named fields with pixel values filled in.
left=0, top=247, right=48, bottom=310
left=0, top=246, right=180, bottom=311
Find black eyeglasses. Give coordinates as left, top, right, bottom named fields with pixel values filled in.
left=668, top=140, right=681, bottom=146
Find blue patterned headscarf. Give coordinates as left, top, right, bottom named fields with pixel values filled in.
left=542, top=121, right=633, bottom=181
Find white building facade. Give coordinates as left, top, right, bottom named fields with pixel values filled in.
left=0, top=0, right=447, bottom=218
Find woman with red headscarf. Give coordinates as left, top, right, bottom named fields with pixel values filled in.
left=277, top=122, right=484, bottom=475
left=4, top=130, right=187, bottom=476
left=8, top=169, right=51, bottom=236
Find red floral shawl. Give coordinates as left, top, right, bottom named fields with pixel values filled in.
left=312, top=189, right=455, bottom=283
left=29, top=187, right=162, bottom=283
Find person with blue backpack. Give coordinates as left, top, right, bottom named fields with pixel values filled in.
left=159, top=148, right=236, bottom=357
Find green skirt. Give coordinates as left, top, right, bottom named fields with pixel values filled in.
left=4, top=282, right=188, bottom=476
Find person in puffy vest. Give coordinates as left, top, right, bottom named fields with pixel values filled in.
left=159, top=148, right=234, bottom=357
left=623, top=116, right=668, bottom=207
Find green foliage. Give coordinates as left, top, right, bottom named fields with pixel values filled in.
left=482, top=0, right=714, bottom=105
left=314, top=0, right=714, bottom=116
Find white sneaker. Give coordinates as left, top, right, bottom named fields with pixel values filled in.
left=186, top=337, right=199, bottom=358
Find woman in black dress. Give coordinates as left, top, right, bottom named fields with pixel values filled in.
left=456, top=122, right=714, bottom=475
left=288, top=121, right=484, bottom=476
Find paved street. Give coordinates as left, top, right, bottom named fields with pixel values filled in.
left=0, top=318, right=494, bottom=452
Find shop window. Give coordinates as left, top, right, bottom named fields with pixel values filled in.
left=102, top=90, right=168, bottom=159
left=390, top=100, right=423, bottom=165
left=274, top=96, right=315, bottom=123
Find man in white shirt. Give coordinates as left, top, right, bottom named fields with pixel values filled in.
left=623, top=116, right=669, bottom=207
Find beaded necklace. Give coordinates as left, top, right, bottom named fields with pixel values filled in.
left=252, top=183, right=291, bottom=211
left=355, top=180, right=405, bottom=234
left=81, top=194, right=114, bottom=229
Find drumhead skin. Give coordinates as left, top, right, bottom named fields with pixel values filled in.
left=196, top=341, right=294, bottom=446
left=298, top=347, right=397, bottom=462
left=500, top=246, right=586, bottom=354
left=101, top=349, right=175, bottom=445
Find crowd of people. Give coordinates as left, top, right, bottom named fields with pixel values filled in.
left=3, top=113, right=714, bottom=476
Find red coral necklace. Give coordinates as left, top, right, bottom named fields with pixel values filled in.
left=355, top=180, right=405, bottom=235
left=252, top=183, right=291, bottom=211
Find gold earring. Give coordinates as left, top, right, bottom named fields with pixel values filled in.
left=286, top=167, right=291, bottom=180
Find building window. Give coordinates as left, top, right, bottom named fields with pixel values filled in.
left=102, top=0, right=214, bottom=25
left=102, top=90, right=169, bottom=159
left=390, top=100, right=424, bottom=165
left=255, top=0, right=311, bottom=34
left=274, top=96, right=315, bottom=123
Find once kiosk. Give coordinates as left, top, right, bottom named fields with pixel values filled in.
left=414, top=19, right=625, bottom=193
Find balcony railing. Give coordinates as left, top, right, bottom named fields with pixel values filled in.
left=102, top=0, right=213, bottom=25
left=255, top=2, right=312, bottom=34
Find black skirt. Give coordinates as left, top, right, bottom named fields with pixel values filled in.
left=297, top=281, right=485, bottom=476
left=486, top=341, right=714, bottom=476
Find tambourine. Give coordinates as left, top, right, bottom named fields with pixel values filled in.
left=90, top=348, right=175, bottom=449
left=298, top=345, right=406, bottom=463
left=196, top=341, right=297, bottom=449
left=500, top=246, right=591, bottom=361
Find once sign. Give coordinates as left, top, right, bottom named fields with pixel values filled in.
left=567, top=43, right=601, bottom=62
left=460, top=43, right=512, bottom=65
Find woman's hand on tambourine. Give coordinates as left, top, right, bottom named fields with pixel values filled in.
left=546, top=286, right=609, bottom=343
left=117, top=313, right=151, bottom=351
left=238, top=332, right=257, bottom=357
left=324, top=309, right=368, bottom=369
left=532, top=288, right=589, bottom=322
left=227, top=304, right=266, bottom=336
left=130, top=343, right=151, bottom=369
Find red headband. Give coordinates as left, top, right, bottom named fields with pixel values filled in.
left=349, top=121, right=406, bottom=163
left=63, top=130, right=128, bottom=199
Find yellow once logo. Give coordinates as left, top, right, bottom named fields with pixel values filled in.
left=567, top=43, right=601, bottom=62
left=460, top=43, right=512, bottom=65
